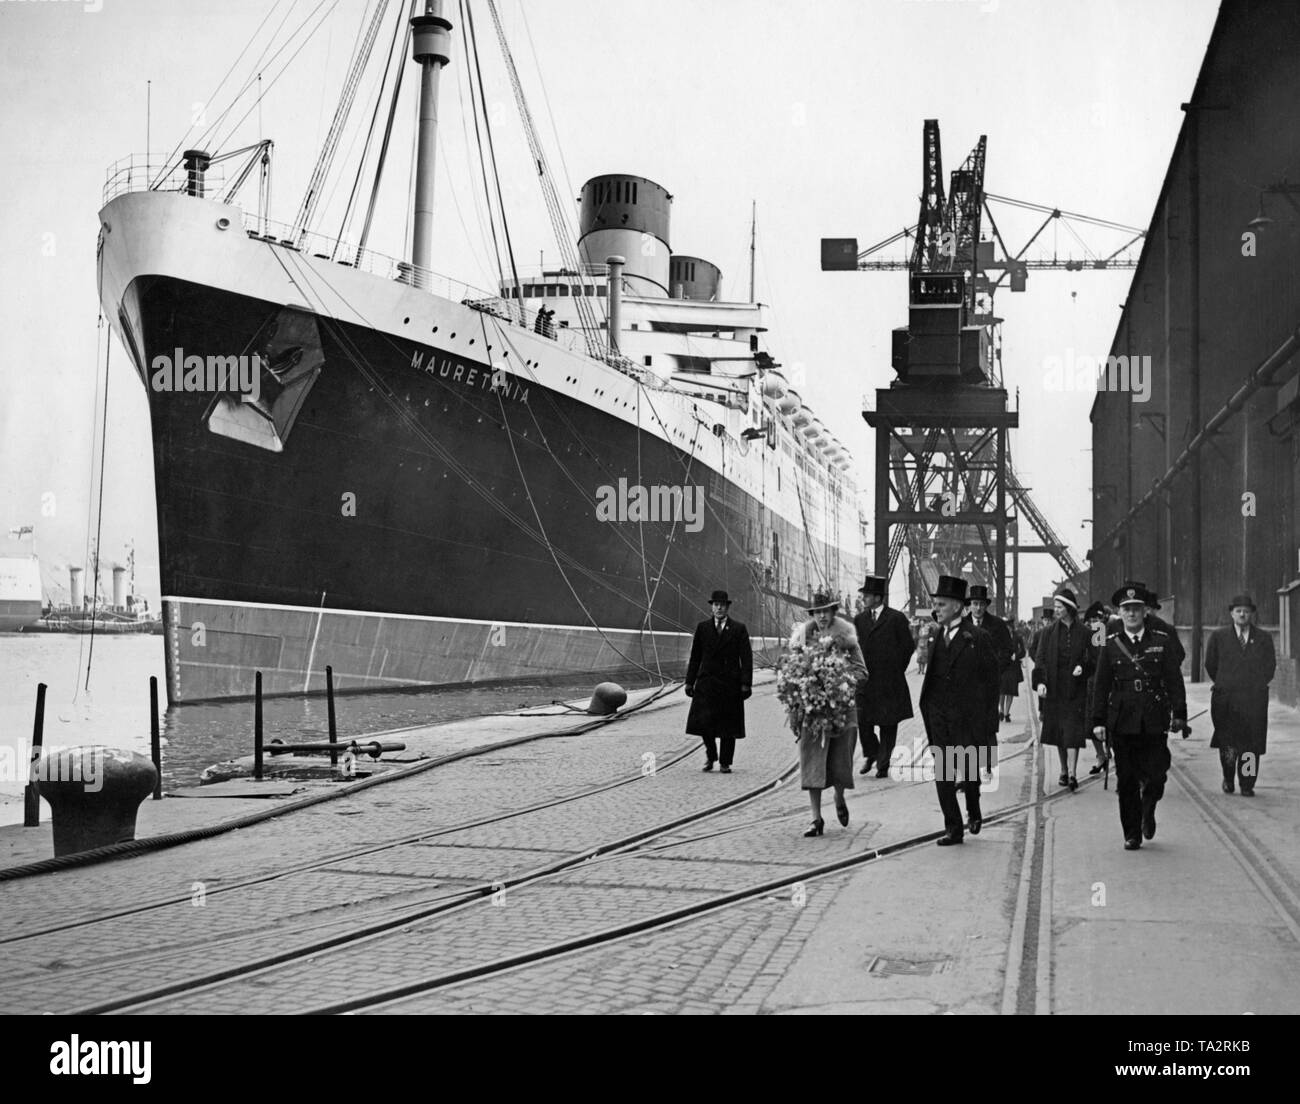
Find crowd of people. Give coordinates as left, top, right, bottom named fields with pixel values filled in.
left=682, top=574, right=1276, bottom=852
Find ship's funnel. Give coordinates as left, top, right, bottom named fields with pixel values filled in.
left=112, top=566, right=126, bottom=610
left=578, top=175, right=671, bottom=297
left=409, top=0, right=454, bottom=288
left=69, top=566, right=83, bottom=610
left=669, top=256, right=721, bottom=302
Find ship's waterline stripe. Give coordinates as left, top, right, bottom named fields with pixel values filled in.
left=163, top=596, right=700, bottom=637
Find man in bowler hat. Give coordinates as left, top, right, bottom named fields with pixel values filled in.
left=919, top=576, right=1000, bottom=845
left=1091, top=585, right=1187, bottom=849
left=685, top=590, right=753, bottom=773
left=853, top=576, right=915, bottom=777
left=1205, top=594, right=1276, bottom=796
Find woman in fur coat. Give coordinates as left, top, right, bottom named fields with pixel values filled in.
left=789, top=591, right=868, bottom=836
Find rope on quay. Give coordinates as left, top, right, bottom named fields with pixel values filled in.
left=0, top=681, right=683, bottom=883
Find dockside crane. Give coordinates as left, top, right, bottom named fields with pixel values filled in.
left=823, top=120, right=1135, bottom=615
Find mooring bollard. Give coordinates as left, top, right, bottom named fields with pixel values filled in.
left=327, top=664, right=338, bottom=768
left=254, top=671, right=264, bottom=781
left=588, top=682, right=628, bottom=716
left=37, top=747, right=158, bottom=857
left=24, top=682, right=47, bottom=827
left=150, top=675, right=162, bottom=800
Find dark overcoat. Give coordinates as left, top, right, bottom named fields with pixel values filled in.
left=853, top=605, right=915, bottom=725
left=1205, top=625, right=1275, bottom=754
left=685, top=617, right=753, bottom=739
left=919, top=619, right=999, bottom=748
left=1032, top=618, right=1095, bottom=702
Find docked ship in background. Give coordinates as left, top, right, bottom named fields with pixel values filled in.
left=95, top=0, right=864, bottom=702
left=0, top=527, right=41, bottom=633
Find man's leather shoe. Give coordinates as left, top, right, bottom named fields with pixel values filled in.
left=702, top=761, right=714, bottom=772
left=1222, top=779, right=1234, bottom=794
left=1124, top=837, right=1142, bottom=850
left=1241, top=786, right=1255, bottom=797
left=859, top=762, right=873, bottom=775
left=875, top=769, right=889, bottom=779
left=720, top=765, right=732, bottom=773
left=1142, top=805, right=1156, bottom=840
left=968, top=815, right=982, bottom=835
left=936, top=830, right=964, bottom=846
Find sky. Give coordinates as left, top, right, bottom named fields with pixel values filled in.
left=0, top=0, right=1221, bottom=616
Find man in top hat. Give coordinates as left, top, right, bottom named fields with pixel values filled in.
left=853, top=576, right=915, bottom=777
left=685, top=590, right=753, bottom=773
left=967, top=585, right=1014, bottom=726
left=1204, top=594, right=1276, bottom=796
left=1091, top=584, right=1187, bottom=850
left=919, top=576, right=1000, bottom=845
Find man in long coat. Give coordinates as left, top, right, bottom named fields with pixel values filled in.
left=685, top=589, right=753, bottom=773
left=1205, top=594, right=1276, bottom=796
left=853, top=575, right=915, bottom=778
left=919, top=576, right=999, bottom=845
left=967, top=585, right=1013, bottom=728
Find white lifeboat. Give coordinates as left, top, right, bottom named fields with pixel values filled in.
left=776, top=388, right=801, bottom=416
left=761, top=372, right=788, bottom=400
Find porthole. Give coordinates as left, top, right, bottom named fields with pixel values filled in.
left=403, top=317, right=410, bottom=324
left=450, top=332, right=457, bottom=339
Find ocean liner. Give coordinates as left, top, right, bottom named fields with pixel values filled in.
left=96, top=0, right=865, bottom=702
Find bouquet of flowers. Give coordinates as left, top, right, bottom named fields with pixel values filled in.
left=775, top=637, right=859, bottom=745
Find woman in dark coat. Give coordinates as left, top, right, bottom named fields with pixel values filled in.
left=1205, top=594, right=1276, bottom=796
left=789, top=592, right=866, bottom=836
left=1082, top=601, right=1111, bottom=774
left=1032, top=588, right=1094, bottom=790
left=998, top=629, right=1025, bottom=722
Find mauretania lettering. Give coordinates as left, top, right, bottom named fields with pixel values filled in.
left=410, top=349, right=528, bottom=403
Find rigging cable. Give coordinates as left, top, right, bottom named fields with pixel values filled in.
left=464, top=0, right=525, bottom=314
left=459, top=0, right=509, bottom=305
left=83, top=333, right=111, bottom=694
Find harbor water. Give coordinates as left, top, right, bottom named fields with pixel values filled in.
left=0, top=633, right=655, bottom=824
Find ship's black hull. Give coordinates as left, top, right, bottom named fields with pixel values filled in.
left=122, top=274, right=854, bottom=701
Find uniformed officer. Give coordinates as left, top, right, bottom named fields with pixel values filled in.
left=1091, top=585, right=1187, bottom=850
left=1105, top=579, right=1185, bottom=668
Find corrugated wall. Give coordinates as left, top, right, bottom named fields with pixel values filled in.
left=1091, top=0, right=1300, bottom=683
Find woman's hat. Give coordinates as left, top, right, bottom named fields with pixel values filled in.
left=968, top=584, right=991, bottom=603
left=858, top=575, right=886, bottom=596
left=807, top=590, right=839, bottom=613
left=931, top=575, right=969, bottom=603
left=708, top=590, right=731, bottom=605
left=1083, top=600, right=1107, bottom=621
left=1053, top=588, right=1078, bottom=611
left=1228, top=594, right=1256, bottom=611
left=1112, top=584, right=1148, bottom=608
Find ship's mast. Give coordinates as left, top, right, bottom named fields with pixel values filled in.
left=409, top=0, right=453, bottom=287
left=749, top=200, right=756, bottom=304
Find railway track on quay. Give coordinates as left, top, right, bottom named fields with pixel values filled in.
left=0, top=676, right=1068, bottom=1016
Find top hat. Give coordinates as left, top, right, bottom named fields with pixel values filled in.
left=1053, top=588, right=1078, bottom=611
left=968, top=584, right=991, bottom=603
left=1083, top=600, right=1107, bottom=622
left=858, top=575, right=887, bottom=597
left=708, top=590, right=731, bottom=606
left=1228, top=594, right=1256, bottom=611
left=931, top=575, right=969, bottom=603
left=807, top=590, right=839, bottom=613
left=1112, top=585, right=1148, bottom=608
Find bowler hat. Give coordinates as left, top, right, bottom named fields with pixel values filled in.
left=807, top=590, right=839, bottom=613
left=1053, top=588, right=1078, bottom=611
left=708, top=590, right=731, bottom=605
left=968, top=584, right=991, bottom=603
left=1112, top=584, right=1148, bottom=608
left=931, top=575, right=969, bottom=603
left=1228, top=594, right=1256, bottom=611
left=858, top=575, right=886, bottom=597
